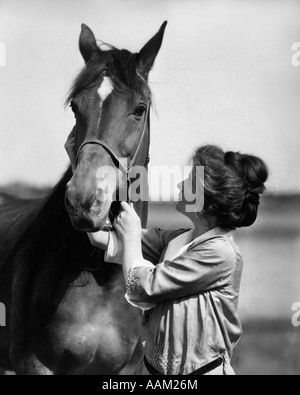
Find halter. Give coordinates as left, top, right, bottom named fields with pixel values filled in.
left=75, top=108, right=150, bottom=203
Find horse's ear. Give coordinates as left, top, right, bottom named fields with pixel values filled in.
left=137, top=21, right=168, bottom=79
left=79, top=24, right=99, bottom=63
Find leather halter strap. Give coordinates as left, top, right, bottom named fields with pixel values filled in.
left=76, top=139, right=128, bottom=175
left=74, top=108, right=150, bottom=200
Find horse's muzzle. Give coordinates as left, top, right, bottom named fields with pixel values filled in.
left=65, top=186, right=111, bottom=232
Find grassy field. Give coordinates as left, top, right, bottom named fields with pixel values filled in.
left=232, top=320, right=300, bottom=375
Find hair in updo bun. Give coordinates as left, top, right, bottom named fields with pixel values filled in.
left=193, top=145, right=269, bottom=229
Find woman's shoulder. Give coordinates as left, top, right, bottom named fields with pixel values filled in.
left=190, top=231, right=241, bottom=266
left=160, top=228, right=192, bottom=245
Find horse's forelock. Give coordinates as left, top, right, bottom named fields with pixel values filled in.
left=65, top=47, right=152, bottom=107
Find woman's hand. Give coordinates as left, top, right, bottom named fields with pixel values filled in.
left=87, top=231, right=110, bottom=251
left=114, top=202, right=142, bottom=244
left=114, top=202, right=144, bottom=278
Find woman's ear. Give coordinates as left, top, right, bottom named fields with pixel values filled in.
left=136, top=21, right=168, bottom=79
left=79, top=24, right=100, bottom=63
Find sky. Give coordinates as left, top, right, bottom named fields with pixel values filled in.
left=0, top=0, right=300, bottom=196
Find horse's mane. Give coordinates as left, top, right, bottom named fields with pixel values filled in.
left=65, top=45, right=152, bottom=106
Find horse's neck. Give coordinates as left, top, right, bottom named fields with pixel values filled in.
left=12, top=169, right=124, bottom=297
left=22, top=168, right=89, bottom=260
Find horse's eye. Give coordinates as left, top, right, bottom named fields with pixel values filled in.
left=133, top=105, right=147, bottom=119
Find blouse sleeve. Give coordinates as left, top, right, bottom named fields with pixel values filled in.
left=104, top=231, right=123, bottom=264
left=105, top=227, right=188, bottom=265
left=125, top=237, right=237, bottom=305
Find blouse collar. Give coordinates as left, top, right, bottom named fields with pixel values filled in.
left=189, top=227, right=234, bottom=247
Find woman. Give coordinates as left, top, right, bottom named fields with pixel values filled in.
left=67, top=141, right=268, bottom=375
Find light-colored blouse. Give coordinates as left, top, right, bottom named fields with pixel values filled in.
left=105, top=227, right=243, bottom=375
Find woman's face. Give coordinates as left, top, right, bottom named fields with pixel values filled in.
left=176, top=167, right=204, bottom=216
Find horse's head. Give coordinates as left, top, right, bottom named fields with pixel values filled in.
left=65, top=22, right=167, bottom=232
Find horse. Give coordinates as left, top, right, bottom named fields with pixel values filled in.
left=0, top=21, right=167, bottom=375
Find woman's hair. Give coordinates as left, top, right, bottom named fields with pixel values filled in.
left=193, top=145, right=269, bottom=229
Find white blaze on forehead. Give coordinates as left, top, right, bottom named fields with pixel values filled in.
left=97, top=77, right=114, bottom=105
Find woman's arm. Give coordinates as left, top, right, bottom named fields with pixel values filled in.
left=112, top=203, right=154, bottom=279
left=88, top=221, right=179, bottom=265
left=126, top=237, right=237, bottom=306
left=87, top=231, right=110, bottom=251
left=88, top=230, right=123, bottom=265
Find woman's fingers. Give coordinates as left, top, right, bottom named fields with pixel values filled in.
left=120, top=201, right=137, bottom=213
left=120, top=201, right=132, bottom=212
left=114, top=220, right=122, bottom=234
